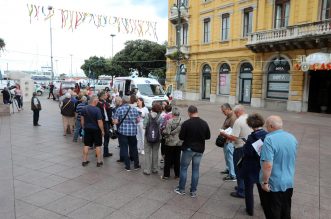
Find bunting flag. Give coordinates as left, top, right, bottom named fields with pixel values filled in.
left=27, top=3, right=158, bottom=40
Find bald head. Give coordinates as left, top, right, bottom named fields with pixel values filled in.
left=266, top=115, right=283, bottom=132
left=233, top=105, right=245, bottom=117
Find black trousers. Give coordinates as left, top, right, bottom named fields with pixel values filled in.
left=160, top=138, right=166, bottom=156
left=244, top=180, right=264, bottom=216
left=261, top=188, right=293, bottom=219
left=163, top=146, right=181, bottom=177
left=48, top=91, right=55, bottom=99
left=33, top=109, right=40, bottom=125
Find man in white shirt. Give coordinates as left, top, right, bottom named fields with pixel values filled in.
left=220, top=105, right=252, bottom=198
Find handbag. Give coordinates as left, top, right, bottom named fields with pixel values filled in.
left=215, top=135, right=227, bottom=148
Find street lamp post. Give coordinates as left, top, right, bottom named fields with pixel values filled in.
left=172, top=2, right=186, bottom=90
left=48, top=6, right=54, bottom=82
left=110, top=34, right=116, bottom=58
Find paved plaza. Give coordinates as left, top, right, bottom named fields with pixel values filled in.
left=1, top=97, right=331, bottom=219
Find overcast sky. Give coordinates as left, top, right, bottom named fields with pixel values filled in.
left=0, top=0, right=168, bottom=76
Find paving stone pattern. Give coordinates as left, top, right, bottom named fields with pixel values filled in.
left=1, top=97, right=331, bottom=218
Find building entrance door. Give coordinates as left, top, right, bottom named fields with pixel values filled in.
left=202, top=75, right=211, bottom=99
left=238, top=63, right=253, bottom=104
left=308, top=70, right=331, bottom=113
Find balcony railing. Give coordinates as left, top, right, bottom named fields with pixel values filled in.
left=247, top=20, right=331, bottom=45
left=166, top=45, right=190, bottom=56
left=169, top=8, right=189, bottom=24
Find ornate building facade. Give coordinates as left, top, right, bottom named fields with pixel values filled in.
left=166, top=0, right=331, bottom=113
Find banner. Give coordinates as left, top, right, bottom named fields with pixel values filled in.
left=27, top=4, right=158, bottom=40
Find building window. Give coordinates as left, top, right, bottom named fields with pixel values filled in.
left=182, top=23, right=188, bottom=45
left=267, top=58, right=290, bottom=100
left=177, top=0, right=188, bottom=7
left=203, top=18, right=211, bottom=43
left=219, top=63, right=231, bottom=95
left=321, top=0, right=331, bottom=20
left=275, top=0, right=290, bottom=28
left=243, top=7, right=253, bottom=37
left=221, top=13, right=230, bottom=41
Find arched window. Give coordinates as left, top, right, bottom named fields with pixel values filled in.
left=202, top=64, right=211, bottom=74
left=219, top=63, right=231, bottom=95
left=267, top=58, right=290, bottom=99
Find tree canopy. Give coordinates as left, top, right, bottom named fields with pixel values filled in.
left=81, top=40, right=167, bottom=79
left=0, top=38, right=5, bottom=53
left=111, top=39, right=166, bottom=77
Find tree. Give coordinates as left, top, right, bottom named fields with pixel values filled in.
left=0, top=38, right=5, bottom=53
left=81, top=56, right=108, bottom=78
left=111, top=39, right=166, bottom=77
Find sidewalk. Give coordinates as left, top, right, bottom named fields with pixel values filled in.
left=0, top=97, right=330, bottom=219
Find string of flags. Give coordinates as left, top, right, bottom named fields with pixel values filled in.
left=27, top=4, right=158, bottom=40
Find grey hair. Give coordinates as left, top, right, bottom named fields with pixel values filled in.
left=221, top=103, right=232, bottom=110
left=115, top=96, right=122, bottom=106
left=88, top=95, right=99, bottom=104
left=65, top=92, right=71, bottom=99
left=234, top=104, right=245, bottom=113
left=266, top=115, right=283, bottom=129
left=80, top=96, right=87, bottom=102
left=172, top=107, right=181, bottom=116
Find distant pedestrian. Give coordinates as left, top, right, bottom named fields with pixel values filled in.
left=73, top=96, right=88, bottom=142
left=81, top=95, right=105, bottom=167
left=31, top=92, right=41, bottom=126
left=48, top=82, right=55, bottom=100
left=161, top=107, right=182, bottom=180
left=174, top=105, right=210, bottom=198
left=60, top=92, right=76, bottom=136
left=219, top=103, right=237, bottom=181
left=240, top=113, right=268, bottom=216
left=112, top=96, right=141, bottom=171
left=143, top=103, right=162, bottom=175
left=220, top=105, right=252, bottom=198
left=1, top=87, right=11, bottom=104
left=14, top=84, right=23, bottom=110
left=260, top=115, right=297, bottom=219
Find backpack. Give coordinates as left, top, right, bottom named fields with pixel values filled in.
left=146, top=114, right=160, bottom=143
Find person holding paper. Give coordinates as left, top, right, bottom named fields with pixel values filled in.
left=240, top=113, right=268, bottom=216
left=219, top=105, right=252, bottom=198
left=219, top=103, right=237, bottom=181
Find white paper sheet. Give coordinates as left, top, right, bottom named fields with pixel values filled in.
left=220, top=127, right=233, bottom=135
left=252, top=139, right=264, bottom=156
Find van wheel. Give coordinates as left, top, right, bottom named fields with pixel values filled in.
left=37, top=91, right=42, bottom=96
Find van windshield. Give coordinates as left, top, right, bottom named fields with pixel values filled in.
left=137, top=84, right=165, bottom=96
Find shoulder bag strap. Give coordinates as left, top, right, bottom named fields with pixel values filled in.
left=61, top=99, right=71, bottom=111
left=118, top=106, right=131, bottom=128
left=170, top=118, right=181, bottom=133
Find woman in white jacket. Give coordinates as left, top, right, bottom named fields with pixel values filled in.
left=136, top=98, right=149, bottom=154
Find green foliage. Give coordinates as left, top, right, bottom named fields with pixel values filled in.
left=111, top=39, right=166, bottom=77
left=0, top=38, right=5, bottom=53
left=81, top=56, right=108, bottom=78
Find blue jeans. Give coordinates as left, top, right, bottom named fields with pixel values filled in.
left=178, top=149, right=203, bottom=193
left=118, top=133, right=139, bottom=169
left=234, top=147, right=245, bottom=197
left=73, top=119, right=81, bottom=141
left=224, top=142, right=236, bottom=177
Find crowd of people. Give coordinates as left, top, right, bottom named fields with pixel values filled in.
left=28, top=85, right=297, bottom=219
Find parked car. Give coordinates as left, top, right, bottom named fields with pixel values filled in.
left=34, top=84, right=45, bottom=96
left=53, top=81, right=76, bottom=100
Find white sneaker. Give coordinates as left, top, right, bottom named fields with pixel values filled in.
left=141, top=150, right=145, bottom=155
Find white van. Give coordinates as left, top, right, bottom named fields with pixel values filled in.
left=113, top=77, right=168, bottom=108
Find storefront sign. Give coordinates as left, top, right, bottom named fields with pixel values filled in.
left=295, top=53, right=331, bottom=71
left=268, top=73, right=290, bottom=82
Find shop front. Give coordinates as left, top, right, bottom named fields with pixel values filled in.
left=238, top=63, right=253, bottom=104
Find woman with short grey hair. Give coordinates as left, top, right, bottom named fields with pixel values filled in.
left=161, top=107, right=182, bottom=180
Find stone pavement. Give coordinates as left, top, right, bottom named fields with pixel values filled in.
left=1, top=97, right=331, bottom=219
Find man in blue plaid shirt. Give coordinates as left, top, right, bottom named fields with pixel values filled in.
left=113, top=96, right=141, bottom=171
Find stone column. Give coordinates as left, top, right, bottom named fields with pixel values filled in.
left=287, top=69, right=305, bottom=112
left=251, top=69, right=263, bottom=107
